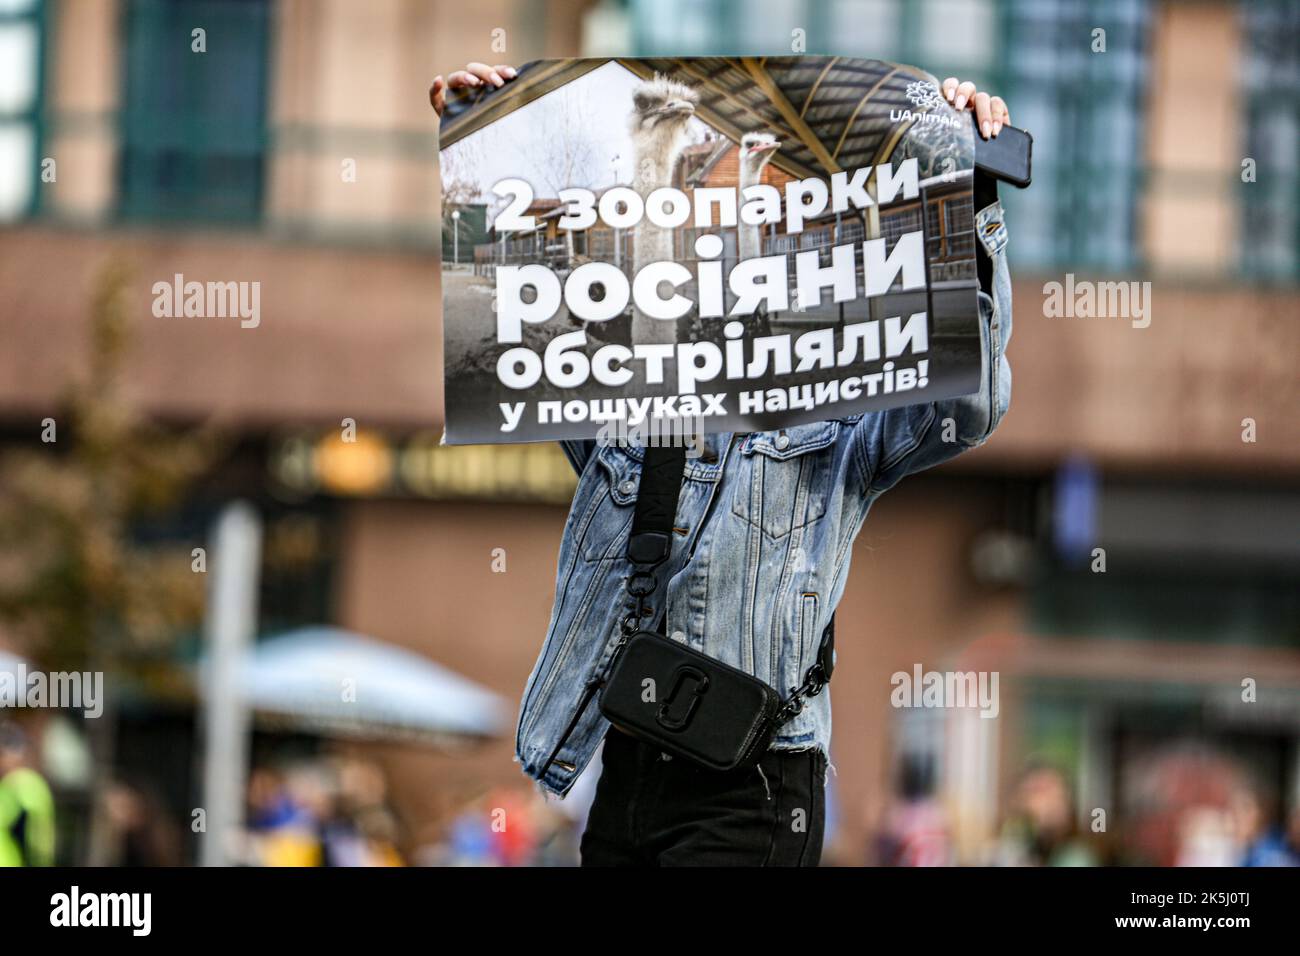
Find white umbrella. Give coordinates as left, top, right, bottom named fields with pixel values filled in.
left=203, top=627, right=508, bottom=744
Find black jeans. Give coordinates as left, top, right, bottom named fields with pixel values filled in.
left=580, top=728, right=826, bottom=866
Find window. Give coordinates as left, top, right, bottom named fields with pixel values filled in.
left=881, top=203, right=922, bottom=244
left=634, top=0, right=730, bottom=54
left=634, top=0, right=824, bottom=57
left=927, top=194, right=974, bottom=262
left=1239, top=0, right=1299, bottom=282
left=832, top=0, right=996, bottom=81
left=0, top=0, right=44, bottom=222
left=119, top=0, right=270, bottom=224
left=828, top=1, right=902, bottom=60
left=919, top=0, right=995, bottom=75
left=998, top=0, right=1152, bottom=272
left=633, top=0, right=996, bottom=81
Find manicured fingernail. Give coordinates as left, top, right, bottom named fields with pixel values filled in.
left=466, top=75, right=480, bottom=85
left=954, top=94, right=967, bottom=111
left=993, top=121, right=1002, bottom=136
left=945, top=87, right=954, bottom=100
left=490, top=73, right=504, bottom=87
left=981, top=120, right=991, bottom=138
left=502, top=67, right=517, bottom=78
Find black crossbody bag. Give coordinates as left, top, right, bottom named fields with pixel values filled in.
left=539, top=442, right=834, bottom=778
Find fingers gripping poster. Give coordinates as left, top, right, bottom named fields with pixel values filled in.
left=438, top=57, right=980, bottom=445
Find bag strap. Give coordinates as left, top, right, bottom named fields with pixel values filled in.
left=537, top=443, right=686, bottom=782
left=626, top=441, right=835, bottom=724
left=776, top=613, right=834, bottom=724
left=620, top=443, right=688, bottom=634
left=628, top=444, right=688, bottom=563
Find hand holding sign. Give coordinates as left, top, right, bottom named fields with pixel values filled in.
left=430, top=62, right=517, bottom=117
left=940, top=77, right=1011, bottom=139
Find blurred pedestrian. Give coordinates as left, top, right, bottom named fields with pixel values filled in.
left=0, top=721, right=55, bottom=866
left=1233, top=786, right=1299, bottom=867
left=873, top=756, right=951, bottom=866
left=995, top=763, right=1096, bottom=867
left=103, top=780, right=182, bottom=866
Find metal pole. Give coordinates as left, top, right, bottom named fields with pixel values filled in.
left=198, top=501, right=262, bottom=867
left=919, top=184, right=934, bottom=325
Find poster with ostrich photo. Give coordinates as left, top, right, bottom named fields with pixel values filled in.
left=438, top=57, right=981, bottom=445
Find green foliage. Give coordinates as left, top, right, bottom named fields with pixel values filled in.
left=0, top=261, right=223, bottom=674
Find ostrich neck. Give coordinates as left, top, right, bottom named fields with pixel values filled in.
left=632, top=135, right=686, bottom=268
left=630, top=129, right=688, bottom=346
left=631, top=151, right=676, bottom=197
left=737, top=163, right=763, bottom=260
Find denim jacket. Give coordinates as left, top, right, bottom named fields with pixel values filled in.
left=516, top=198, right=1013, bottom=795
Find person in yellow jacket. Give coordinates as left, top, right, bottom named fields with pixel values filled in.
left=0, top=722, right=55, bottom=867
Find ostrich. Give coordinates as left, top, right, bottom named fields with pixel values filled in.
left=735, top=131, right=781, bottom=339
left=736, top=131, right=781, bottom=263
left=627, top=75, right=699, bottom=347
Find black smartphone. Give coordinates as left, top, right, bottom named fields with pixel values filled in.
left=972, top=112, right=1032, bottom=188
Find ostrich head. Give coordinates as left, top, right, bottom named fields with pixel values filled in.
left=739, top=131, right=781, bottom=182
left=629, top=75, right=699, bottom=175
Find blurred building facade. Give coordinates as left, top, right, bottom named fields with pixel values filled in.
left=0, top=0, right=1296, bottom=864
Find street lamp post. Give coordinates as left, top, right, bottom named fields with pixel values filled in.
left=451, top=209, right=461, bottom=266
left=198, top=501, right=262, bottom=867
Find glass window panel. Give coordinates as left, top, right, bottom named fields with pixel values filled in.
left=638, top=0, right=717, bottom=54
left=1001, top=0, right=1151, bottom=272
left=920, top=0, right=993, bottom=68
left=739, top=0, right=810, bottom=50
left=827, top=0, right=900, bottom=59
left=0, top=22, right=38, bottom=115
left=1240, top=0, right=1299, bottom=281
left=0, top=122, right=33, bottom=220
left=119, top=0, right=270, bottom=224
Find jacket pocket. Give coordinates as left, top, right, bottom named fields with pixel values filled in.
left=796, top=591, right=819, bottom=685
left=582, top=445, right=640, bottom=561
left=729, top=420, right=839, bottom=540
left=583, top=439, right=724, bottom=561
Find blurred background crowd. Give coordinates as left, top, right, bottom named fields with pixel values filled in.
left=0, top=0, right=1296, bottom=866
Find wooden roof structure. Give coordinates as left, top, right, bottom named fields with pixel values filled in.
left=439, top=55, right=936, bottom=181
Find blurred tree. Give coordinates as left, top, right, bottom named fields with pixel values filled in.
left=0, top=261, right=223, bottom=863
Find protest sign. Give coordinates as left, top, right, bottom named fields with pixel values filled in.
left=439, top=56, right=980, bottom=444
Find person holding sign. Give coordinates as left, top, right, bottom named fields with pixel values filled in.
left=434, top=62, right=1014, bottom=867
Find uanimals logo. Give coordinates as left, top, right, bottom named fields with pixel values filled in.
left=892, top=81, right=961, bottom=129
left=905, top=80, right=944, bottom=111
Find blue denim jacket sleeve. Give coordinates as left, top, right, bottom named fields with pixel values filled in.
left=558, top=439, right=597, bottom=476
left=855, top=196, right=1013, bottom=493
